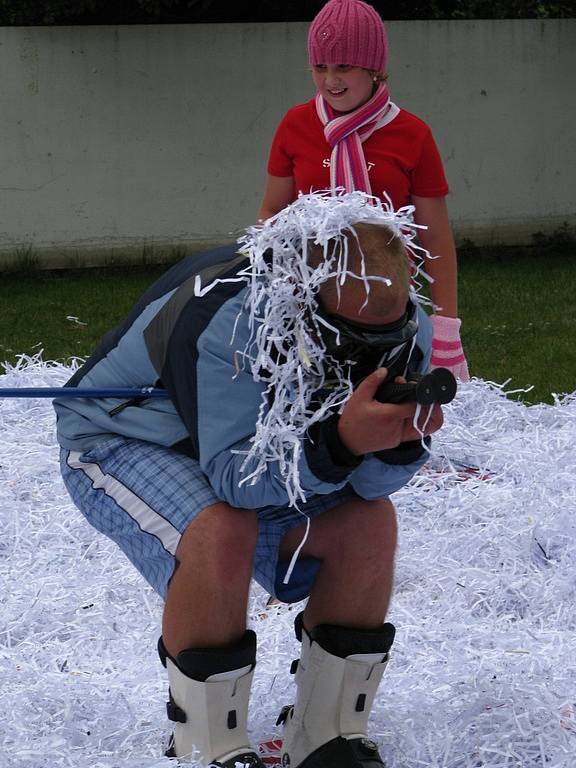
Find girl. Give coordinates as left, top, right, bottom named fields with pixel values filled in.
left=259, top=0, right=469, bottom=380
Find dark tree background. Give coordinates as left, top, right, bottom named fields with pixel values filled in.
left=0, top=0, right=573, bottom=25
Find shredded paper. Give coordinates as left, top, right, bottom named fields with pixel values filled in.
left=197, top=190, right=431, bottom=507
left=1, top=355, right=575, bottom=768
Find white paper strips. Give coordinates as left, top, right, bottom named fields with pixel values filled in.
left=201, top=190, right=430, bottom=505
left=0, top=357, right=574, bottom=766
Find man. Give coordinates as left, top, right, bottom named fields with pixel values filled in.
left=55, top=192, right=444, bottom=768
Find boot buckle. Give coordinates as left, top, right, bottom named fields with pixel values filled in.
left=166, top=691, right=187, bottom=723
left=276, top=704, right=293, bottom=727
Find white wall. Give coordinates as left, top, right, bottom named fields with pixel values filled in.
left=0, top=20, right=574, bottom=269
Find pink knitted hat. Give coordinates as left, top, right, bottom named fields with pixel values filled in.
left=308, top=0, right=388, bottom=72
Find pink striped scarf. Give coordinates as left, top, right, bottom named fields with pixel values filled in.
left=316, top=83, right=391, bottom=196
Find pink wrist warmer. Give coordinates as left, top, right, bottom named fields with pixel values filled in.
left=430, top=315, right=470, bottom=382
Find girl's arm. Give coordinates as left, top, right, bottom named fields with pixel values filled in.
left=412, top=195, right=458, bottom=317
left=259, top=174, right=296, bottom=221
left=412, top=195, right=469, bottom=380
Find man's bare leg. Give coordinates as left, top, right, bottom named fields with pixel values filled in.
left=278, top=498, right=398, bottom=768
left=162, top=502, right=258, bottom=656
left=158, top=502, right=262, bottom=765
left=279, top=497, right=398, bottom=629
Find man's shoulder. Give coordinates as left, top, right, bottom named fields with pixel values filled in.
left=150, top=243, right=249, bottom=327
left=174, top=242, right=245, bottom=279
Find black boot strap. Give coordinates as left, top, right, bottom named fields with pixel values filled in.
left=166, top=690, right=187, bottom=723
left=276, top=704, right=293, bottom=726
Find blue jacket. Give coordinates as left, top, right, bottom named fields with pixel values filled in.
left=54, top=243, right=433, bottom=509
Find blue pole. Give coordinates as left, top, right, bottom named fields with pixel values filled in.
left=0, top=387, right=169, bottom=399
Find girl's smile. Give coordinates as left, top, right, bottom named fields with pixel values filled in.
left=312, top=64, right=376, bottom=113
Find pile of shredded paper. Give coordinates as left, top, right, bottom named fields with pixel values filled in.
left=0, top=355, right=574, bottom=767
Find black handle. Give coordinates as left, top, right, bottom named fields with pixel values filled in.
left=375, top=367, right=457, bottom=405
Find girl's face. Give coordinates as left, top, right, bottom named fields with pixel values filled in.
left=312, top=64, right=376, bottom=112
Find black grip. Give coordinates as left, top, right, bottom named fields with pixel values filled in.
left=375, top=378, right=422, bottom=404
left=375, top=368, right=457, bottom=406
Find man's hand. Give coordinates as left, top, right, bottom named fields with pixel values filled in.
left=337, top=368, right=444, bottom=456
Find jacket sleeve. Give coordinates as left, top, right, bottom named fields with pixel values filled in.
left=347, top=450, right=429, bottom=500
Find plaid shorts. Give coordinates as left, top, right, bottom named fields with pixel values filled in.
left=60, top=437, right=358, bottom=602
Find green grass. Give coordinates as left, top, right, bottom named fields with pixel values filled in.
left=0, top=247, right=574, bottom=404
left=458, top=246, right=575, bottom=403
left=0, top=265, right=167, bottom=365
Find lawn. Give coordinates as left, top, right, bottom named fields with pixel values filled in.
left=0, top=245, right=574, bottom=404
left=458, top=245, right=575, bottom=403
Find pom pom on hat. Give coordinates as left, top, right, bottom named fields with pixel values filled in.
left=308, top=0, right=388, bottom=73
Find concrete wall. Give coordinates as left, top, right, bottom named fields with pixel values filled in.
left=0, top=20, right=574, bottom=270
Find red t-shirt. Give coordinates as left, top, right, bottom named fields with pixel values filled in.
left=267, top=99, right=449, bottom=209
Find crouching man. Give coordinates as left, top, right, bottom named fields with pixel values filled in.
left=55, top=192, right=444, bottom=767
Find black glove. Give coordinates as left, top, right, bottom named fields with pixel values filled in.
left=375, top=436, right=431, bottom=465
left=305, top=414, right=362, bottom=483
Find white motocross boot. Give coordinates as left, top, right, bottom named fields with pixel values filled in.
left=158, top=631, right=264, bottom=767
left=277, top=614, right=395, bottom=768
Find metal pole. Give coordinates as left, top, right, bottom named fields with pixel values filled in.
left=0, top=387, right=169, bottom=399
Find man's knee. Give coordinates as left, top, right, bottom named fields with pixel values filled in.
left=175, top=502, right=258, bottom=580
left=311, top=498, right=398, bottom=574
left=368, top=497, right=397, bottom=546
left=336, top=497, right=397, bottom=556
left=284, top=497, right=397, bottom=564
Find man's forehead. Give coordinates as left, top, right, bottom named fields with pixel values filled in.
left=322, top=283, right=409, bottom=326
